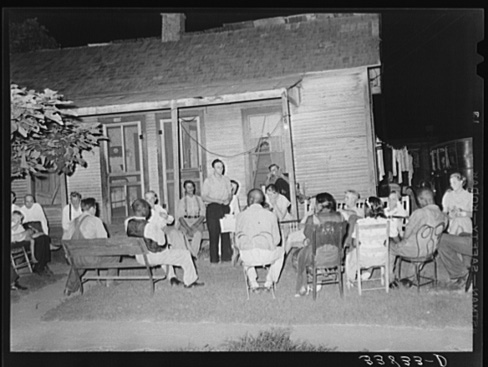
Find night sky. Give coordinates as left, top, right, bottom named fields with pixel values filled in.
left=6, top=8, right=483, bottom=144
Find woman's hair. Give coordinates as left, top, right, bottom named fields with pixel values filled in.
left=231, top=179, right=240, bottom=194
left=345, top=189, right=360, bottom=200
left=211, top=158, right=224, bottom=168
left=365, top=196, right=386, bottom=218
left=316, top=192, right=336, bottom=212
left=131, top=199, right=151, bottom=220
left=183, top=180, right=195, bottom=189
left=265, top=183, right=277, bottom=193
left=12, top=210, right=24, bottom=221
left=450, top=172, right=466, bottom=186
left=389, top=190, right=401, bottom=200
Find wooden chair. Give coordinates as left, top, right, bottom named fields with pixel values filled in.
left=352, top=218, right=390, bottom=295
left=279, top=219, right=301, bottom=243
left=397, top=223, right=445, bottom=292
left=242, top=262, right=276, bottom=300
left=11, top=246, right=33, bottom=274
left=307, top=221, right=347, bottom=300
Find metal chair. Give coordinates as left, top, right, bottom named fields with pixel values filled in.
left=11, top=246, right=33, bottom=274
left=351, top=218, right=390, bottom=295
left=242, top=262, right=276, bottom=300
left=307, top=221, right=347, bottom=300
left=397, top=222, right=445, bottom=292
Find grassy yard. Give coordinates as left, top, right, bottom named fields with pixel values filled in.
left=41, top=253, right=472, bottom=328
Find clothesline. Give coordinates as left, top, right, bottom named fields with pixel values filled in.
left=375, top=137, right=414, bottom=186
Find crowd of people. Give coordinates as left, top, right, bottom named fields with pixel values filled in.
left=11, top=159, right=473, bottom=297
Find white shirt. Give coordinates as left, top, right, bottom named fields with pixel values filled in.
left=20, top=203, right=49, bottom=235
left=235, top=204, right=281, bottom=251
left=62, top=204, right=83, bottom=231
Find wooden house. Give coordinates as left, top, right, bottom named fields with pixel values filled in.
left=10, top=13, right=382, bottom=225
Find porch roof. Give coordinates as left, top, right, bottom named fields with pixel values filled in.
left=73, top=74, right=303, bottom=115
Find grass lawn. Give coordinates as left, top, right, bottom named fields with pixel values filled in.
left=41, top=253, right=472, bottom=328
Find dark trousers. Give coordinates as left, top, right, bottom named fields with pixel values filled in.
left=12, top=235, right=51, bottom=273
left=206, top=203, right=232, bottom=263
left=438, top=232, right=472, bottom=279
left=295, top=244, right=338, bottom=293
left=11, top=264, right=19, bottom=284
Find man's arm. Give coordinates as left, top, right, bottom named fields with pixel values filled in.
left=270, top=214, right=281, bottom=247
left=61, top=205, right=70, bottom=231
left=403, top=210, right=422, bottom=239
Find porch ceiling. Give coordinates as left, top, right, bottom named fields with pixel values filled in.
left=72, top=74, right=303, bottom=114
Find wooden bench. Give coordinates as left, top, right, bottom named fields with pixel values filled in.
left=61, top=237, right=166, bottom=296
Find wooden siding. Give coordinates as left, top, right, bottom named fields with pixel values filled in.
left=11, top=177, right=30, bottom=207
left=66, top=118, right=104, bottom=219
left=291, top=68, right=376, bottom=202
left=145, top=113, right=160, bottom=195
left=204, top=99, right=282, bottom=209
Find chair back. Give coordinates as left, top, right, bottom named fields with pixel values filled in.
left=312, top=221, right=347, bottom=254
left=355, top=218, right=389, bottom=249
left=415, top=222, right=445, bottom=258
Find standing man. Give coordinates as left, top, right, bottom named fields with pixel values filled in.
left=62, top=191, right=83, bottom=239
left=235, top=189, right=284, bottom=291
left=63, top=198, right=118, bottom=296
left=202, top=159, right=233, bottom=264
left=176, top=180, right=206, bottom=258
left=389, top=187, right=447, bottom=288
left=265, top=164, right=290, bottom=200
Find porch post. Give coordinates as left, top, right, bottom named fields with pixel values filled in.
left=282, top=90, right=298, bottom=219
left=171, top=100, right=180, bottom=213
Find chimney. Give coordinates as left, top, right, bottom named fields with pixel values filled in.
left=161, top=13, right=186, bottom=42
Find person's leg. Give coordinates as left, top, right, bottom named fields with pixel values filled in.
left=245, top=266, right=259, bottom=288
left=220, top=204, right=233, bottom=262
left=265, top=247, right=285, bottom=287
left=389, top=242, right=420, bottom=281
left=295, top=245, right=312, bottom=294
left=438, top=233, right=472, bottom=279
left=11, top=264, right=19, bottom=285
left=189, top=230, right=202, bottom=258
left=345, top=249, right=358, bottom=283
left=206, top=204, right=220, bottom=263
left=148, top=249, right=198, bottom=286
left=33, top=235, right=51, bottom=272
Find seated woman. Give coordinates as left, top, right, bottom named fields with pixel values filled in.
left=344, top=196, right=389, bottom=286
left=11, top=210, right=52, bottom=275
left=384, top=190, right=408, bottom=243
left=294, top=192, right=344, bottom=297
left=442, top=172, right=473, bottom=235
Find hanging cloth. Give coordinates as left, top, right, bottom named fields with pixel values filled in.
left=407, top=153, right=414, bottom=186
left=430, top=151, right=436, bottom=171
left=391, top=148, right=397, bottom=176
left=376, top=146, right=385, bottom=181
left=436, top=148, right=441, bottom=170
left=396, top=149, right=404, bottom=184
left=444, top=147, right=450, bottom=169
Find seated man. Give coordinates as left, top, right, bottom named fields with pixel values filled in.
left=11, top=210, right=52, bottom=276
left=437, top=232, right=472, bottom=289
left=389, top=187, right=448, bottom=288
left=265, top=164, right=290, bottom=201
left=64, top=198, right=119, bottom=296
left=294, top=192, right=344, bottom=297
left=176, top=181, right=206, bottom=258
left=126, top=199, right=204, bottom=289
left=235, top=189, right=284, bottom=292
left=20, top=194, right=55, bottom=250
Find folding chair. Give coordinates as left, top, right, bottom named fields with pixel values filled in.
left=11, top=246, right=33, bottom=274
left=352, top=218, right=390, bottom=295
left=397, top=223, right=445, bottom=292
left=279, top=219, right=300, bottom=245
left=307, top=221, right=347, bottom=300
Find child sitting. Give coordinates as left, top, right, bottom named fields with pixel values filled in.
left=11, top=210, right=40, bottom=263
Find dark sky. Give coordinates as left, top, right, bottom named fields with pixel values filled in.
left=5, top=8, right=484, bottom=144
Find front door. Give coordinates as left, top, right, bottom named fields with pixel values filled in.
left=104, top=122, right=145, bottom=221
left=160, top=116, right=203, bottom=215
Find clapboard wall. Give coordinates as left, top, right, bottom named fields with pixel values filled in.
left=290, top=68, right=377, bottom=201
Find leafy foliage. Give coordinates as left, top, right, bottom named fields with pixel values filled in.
left=10, top=84, right=105, bottom=178
left=9, top=18, right=59, bottom=53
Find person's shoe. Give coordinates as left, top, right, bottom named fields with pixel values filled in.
left=11, top=282, right=27, bottom=291
left=389, top=280, right=399, bottom=289
left=399, top=278, right=413, bottom=288
left=63, top=288, right=77, bottom=297
left=361, top=270, right=372, bottom=280
left=43, top=266, right=54, bottom=277
left=170, top=277, right=183, bottom=287
left=448, top=273, right=468, bottom=290
left=184, top=281, right=205, bottom=289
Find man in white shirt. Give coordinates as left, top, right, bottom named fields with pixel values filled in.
left=176, top=181, right=206, bottom=258
left=235, top=189, right=284, bottom=291
left=62, top=191, right=83, bottom=239
left=20, top=194, right=49, bottom=235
